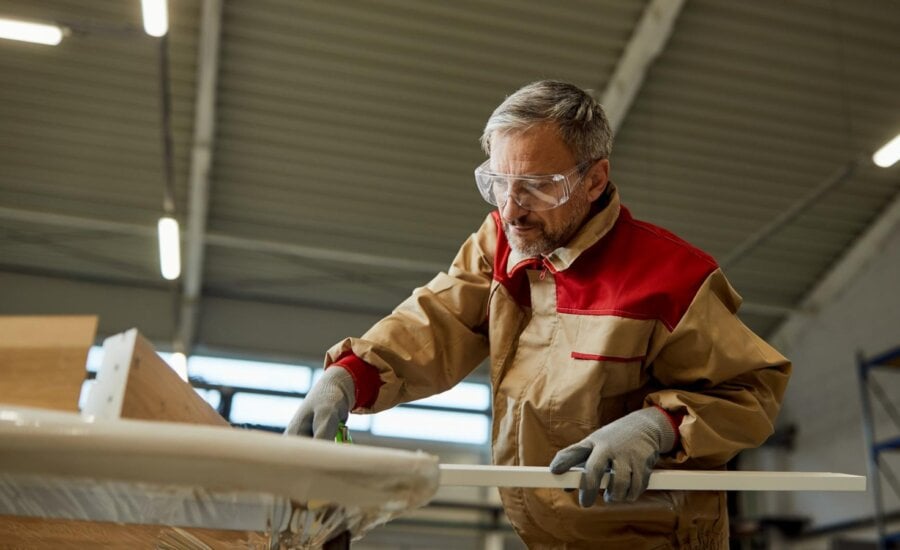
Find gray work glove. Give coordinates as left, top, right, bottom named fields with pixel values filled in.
left=549, top=407, right=676, bottom=506
left=284, top=366, right=355, bottom=440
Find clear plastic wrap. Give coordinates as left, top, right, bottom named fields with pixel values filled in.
left=0, top=405, right=440, bottom=548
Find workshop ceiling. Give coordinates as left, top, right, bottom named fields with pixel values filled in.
left=1, top=0, right=899, bottom=361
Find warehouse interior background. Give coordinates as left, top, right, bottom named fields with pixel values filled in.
left=1, top=0, right=899, bottom=548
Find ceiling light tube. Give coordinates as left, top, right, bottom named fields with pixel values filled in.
left=873, top=133, right=900, bottom=168
left=141, top=0, right=169, bottom=37
left=0, top=18, right=64, bottom=45
left=158, top=216, right=181, bottom=280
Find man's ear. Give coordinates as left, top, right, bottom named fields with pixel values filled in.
left=584, top=159, right=610, bottom=202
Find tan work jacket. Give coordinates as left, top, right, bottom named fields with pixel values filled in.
left=327, top=189, right=791, bottom=549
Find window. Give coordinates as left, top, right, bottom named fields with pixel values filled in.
left=413, top=382, right=490, bottom=411
left=230, top=393, right=301, bottom=427
left=188, top=356, right=311, bottom=393
left=83, top=348, right=491, bottom=446
left=371, top=407, right=489, bottom=445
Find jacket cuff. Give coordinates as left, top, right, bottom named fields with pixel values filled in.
left=330, top=352, right=383, bottom=409
left=654, top=405, right=683, bottom=449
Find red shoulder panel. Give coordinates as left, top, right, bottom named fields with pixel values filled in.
left=555, top=207, right=717, bottom=331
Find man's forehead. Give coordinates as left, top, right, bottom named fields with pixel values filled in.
left=490, top=124, right=575, bottom=172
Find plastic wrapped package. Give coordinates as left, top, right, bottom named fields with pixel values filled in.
left=0, top=405, right=440, bottom=548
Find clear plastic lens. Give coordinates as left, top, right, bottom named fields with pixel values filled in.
left=493, top=177, right=565, bottom=210
left=474, top=160, right=589, bottom=211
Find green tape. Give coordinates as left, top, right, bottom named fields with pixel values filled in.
left=335, top=422, right=352, bottom=444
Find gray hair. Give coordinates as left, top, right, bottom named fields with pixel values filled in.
left=480, top=80, right=612, bottom=162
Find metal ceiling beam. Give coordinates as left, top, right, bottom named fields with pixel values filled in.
left=204, top=233, right=446, bottom=273
left=721, top=156, right=863, bottom=269
left=600, top=0, right=686, bottom=134
left=1, top=205, right=791, bottom=316
left=0, top=207, right=150, bottom=237
left=177, top=0, right=223, bottom=355
left=0, top=207, right=445, bottom=274
left=770, top=183, right=900, bottom=350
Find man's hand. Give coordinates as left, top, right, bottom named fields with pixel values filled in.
left=284, top=366, right=355, bottom=440
left=549, top=407, right=676, bottom=506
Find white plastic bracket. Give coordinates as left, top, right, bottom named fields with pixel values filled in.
left=81, top=329, right=138, bottom=419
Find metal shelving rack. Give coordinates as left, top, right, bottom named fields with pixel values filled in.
left=857, top=346, right=900, bottom=549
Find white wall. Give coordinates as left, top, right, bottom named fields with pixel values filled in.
left=748, top=205, right=900, bottom=530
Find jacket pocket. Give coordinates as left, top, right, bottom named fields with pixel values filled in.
left=547, top=349, right=645, bottom=434
left=570, top=350, right=644, bottom=398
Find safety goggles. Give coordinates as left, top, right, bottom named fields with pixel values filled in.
left=474, top=160, right=595, bottom=211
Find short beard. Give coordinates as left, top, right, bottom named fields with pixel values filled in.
left=504, top=193, right=590, bottom=257
left=505, top=226, right=556, bottom=257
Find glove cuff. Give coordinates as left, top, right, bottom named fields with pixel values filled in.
left=320, top=365, right=356, bottom=408
left=633, top=406, right=677, bottom=454
left=332, top=353, right=383, bottom=409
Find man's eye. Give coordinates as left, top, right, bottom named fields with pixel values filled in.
left=528, top=181, right=551, bottom=193
left=491, top=178, right=509, bottom=191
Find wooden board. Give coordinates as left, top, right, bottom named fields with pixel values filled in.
left=0, top=316, right=97, bottom=411
left=83, top=328, right=228, bottom=426
left=3, top=327, right=278, bottom=548
left=438, top=465, right=866, bottom=492
left=0, top=515, right=268, bottom=549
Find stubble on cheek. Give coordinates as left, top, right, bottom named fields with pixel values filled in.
left=503, top=222, right=552, bottom=257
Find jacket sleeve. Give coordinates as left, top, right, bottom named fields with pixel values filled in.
left=644, top=268, right=792, bottom=469
left=324, top=215, right=497, bottom=413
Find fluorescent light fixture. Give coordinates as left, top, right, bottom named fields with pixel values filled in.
left=0, top=18, right=64, bottom=45
left=158, top=216, right=181, bottom=280
left=873, top=133, right=900, bottom=168
left=141, top=0, right=169, bottom=37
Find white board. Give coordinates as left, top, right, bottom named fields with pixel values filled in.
left=438, top=465, right=866, bottom=492
left=0, top=405, right=439, bottom=508
left=0, top=404, right=442, bottom=543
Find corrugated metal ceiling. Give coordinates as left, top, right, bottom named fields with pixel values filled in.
left=1, top=0, right=898, bottom=350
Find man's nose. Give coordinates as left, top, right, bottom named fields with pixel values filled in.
left=500, top=194, right=528, bottom=220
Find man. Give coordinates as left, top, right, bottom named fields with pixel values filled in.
left=287, top=80, right=791, bottom=548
